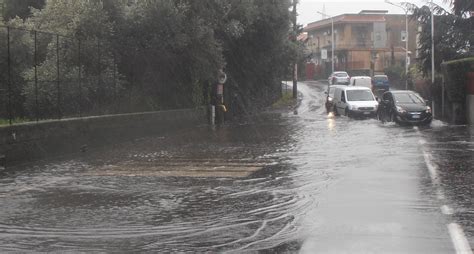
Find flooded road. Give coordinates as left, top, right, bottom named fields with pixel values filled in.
left=0, top=82, right=472, bottom=252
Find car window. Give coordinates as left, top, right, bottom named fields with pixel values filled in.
left=393, top=93, right=425, bottom=104
left=335, top=73, right=348, bottom=77
left=373, top=76, right=388, bottom=82
left=346, top=90, right=375, bottom=101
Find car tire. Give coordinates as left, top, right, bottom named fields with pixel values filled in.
left=345, top=108, right=351, bottom=118
left=422, top=119, right=432, bottom=126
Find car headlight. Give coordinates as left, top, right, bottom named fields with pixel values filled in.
left=328, top=97, right=333, bottom=102
left=396, top=106, right=406, bottom=113
left=426, top=106, right=432, bottom=113
left=351, top=105, right=358, bottom=110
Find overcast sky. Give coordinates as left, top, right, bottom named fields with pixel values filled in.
left=298, top=0, right=452, bottom=27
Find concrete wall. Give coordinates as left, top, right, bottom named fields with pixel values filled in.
left=0, top=108, right=207, bottom=166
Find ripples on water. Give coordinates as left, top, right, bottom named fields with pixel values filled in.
left=0, top=111, right=329, bottom=252
left=1, top=83, right=471, bottom=252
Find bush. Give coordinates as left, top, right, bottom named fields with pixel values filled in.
left=384, top=65, right=405, bottom=88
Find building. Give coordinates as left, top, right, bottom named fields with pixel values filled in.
left=303, top=10, right=418, bottom=79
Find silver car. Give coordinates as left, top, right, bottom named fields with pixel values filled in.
left=328, top=71, right=350, bottom=85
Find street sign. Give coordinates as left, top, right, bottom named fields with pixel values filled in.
left=217, top=70, right=227, bottom=84
left=321, top=49, right=327, bottom=60
left=217, top=84, right=224, bottom=95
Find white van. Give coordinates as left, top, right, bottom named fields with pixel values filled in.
left=333, top=86, right=378, bottom=117
left=349, top=76, right=372, bottom=89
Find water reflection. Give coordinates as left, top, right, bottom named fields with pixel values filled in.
left=327, top=113, right=336, bottom=132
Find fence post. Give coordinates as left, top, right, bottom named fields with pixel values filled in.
left=34, top=31, right=39, bottom=122
left=56, top=34, right=61, bottom=119
left=78, top=38, right=82, bottom=117
left=113, top=52, right=117, bottom=113
left=7, top=26, right=12, bottom=125
left=97, top=38, right=101, bottom=114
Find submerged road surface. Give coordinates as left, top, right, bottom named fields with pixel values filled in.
left=0, top=81, right=472, bottom=253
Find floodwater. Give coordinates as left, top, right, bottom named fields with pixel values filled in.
left=0, top=82, right=472, bottom=252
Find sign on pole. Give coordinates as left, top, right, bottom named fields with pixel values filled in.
left=321, top=49, right=327, bottom=60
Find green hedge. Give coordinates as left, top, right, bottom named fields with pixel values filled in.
left=441, top=57, right=474, bottom=102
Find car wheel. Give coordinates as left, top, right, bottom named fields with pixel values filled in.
left=345, top=108, right=351, bottom=117
left=422, top=119, right=432, bottom=126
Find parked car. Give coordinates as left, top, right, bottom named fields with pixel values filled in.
left=325, top=85, right=346, bottom=113
left=377, top=90, right=432, bottom=125
left=372, top=74, right=390, bottom=96
left=349, top=76, right=372, bottom=89
left=328, top=71, right=350, bottom=85
left=332, top=86, right=378, bottom=118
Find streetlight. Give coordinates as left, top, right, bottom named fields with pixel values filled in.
left=385, top=0, right=409, bottom=90
left=316, top=11, right=334, bottom=74
left=430, top=0, right=435, bottom=117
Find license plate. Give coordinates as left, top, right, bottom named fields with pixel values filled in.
left=412, top=115, right=420, bottom=119
left=363, top=112, right=370, bottom=115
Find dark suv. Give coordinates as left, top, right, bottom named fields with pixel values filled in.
left=377, top=90, right=432, bottom=125
left=372, top=75, right=390, bottom=97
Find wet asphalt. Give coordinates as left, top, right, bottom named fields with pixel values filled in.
left=0, top=81, right=472, bottom=253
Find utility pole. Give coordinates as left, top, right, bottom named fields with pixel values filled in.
left=317, top=11, right=334, bottom=74
left=385, top=0, right=409, bottom=90
left=292, top=0, right=298, bottom=99
left=430, top=0, right=435, bottom=117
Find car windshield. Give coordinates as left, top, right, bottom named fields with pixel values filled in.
left=328, top=87, right=335, bottom=96
left=393, top=93, right=425, bottom=104
left=346, top=90, right=374, bottom=101
left=335, top=73, right=348, bottom=77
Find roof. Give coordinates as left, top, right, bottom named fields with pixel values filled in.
left=390, top=90, right=418, bottom=94
left=359, top=10, right=388, bottom=14
left=350, top=76, right=372, bottom=79
left=304, top=13, right=387, bottom=32
left=297, top=32, right=308, bottom=42
left=338, top=86, right=372, bottom=91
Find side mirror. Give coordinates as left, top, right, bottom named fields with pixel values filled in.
left=324, top=91, right=328, bottom=95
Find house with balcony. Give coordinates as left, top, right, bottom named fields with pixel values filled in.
left=303, top=10, right=418, bottom=79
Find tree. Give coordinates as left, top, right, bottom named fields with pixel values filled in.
left=1, top=0, right=45, bottom=21
left=3, top=0, right=299, bottom=119
left=406, top=0, right=473, bottom=76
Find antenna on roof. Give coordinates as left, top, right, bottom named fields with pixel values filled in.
left=322, top=4, right=326, bottom=19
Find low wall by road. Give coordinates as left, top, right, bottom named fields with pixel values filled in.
left=0, top=108, right=207, bottom=166
left=468, top=95, right=474, bottom=125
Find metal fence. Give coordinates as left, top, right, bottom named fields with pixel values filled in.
left=0, top=25, right=131, bottom=125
